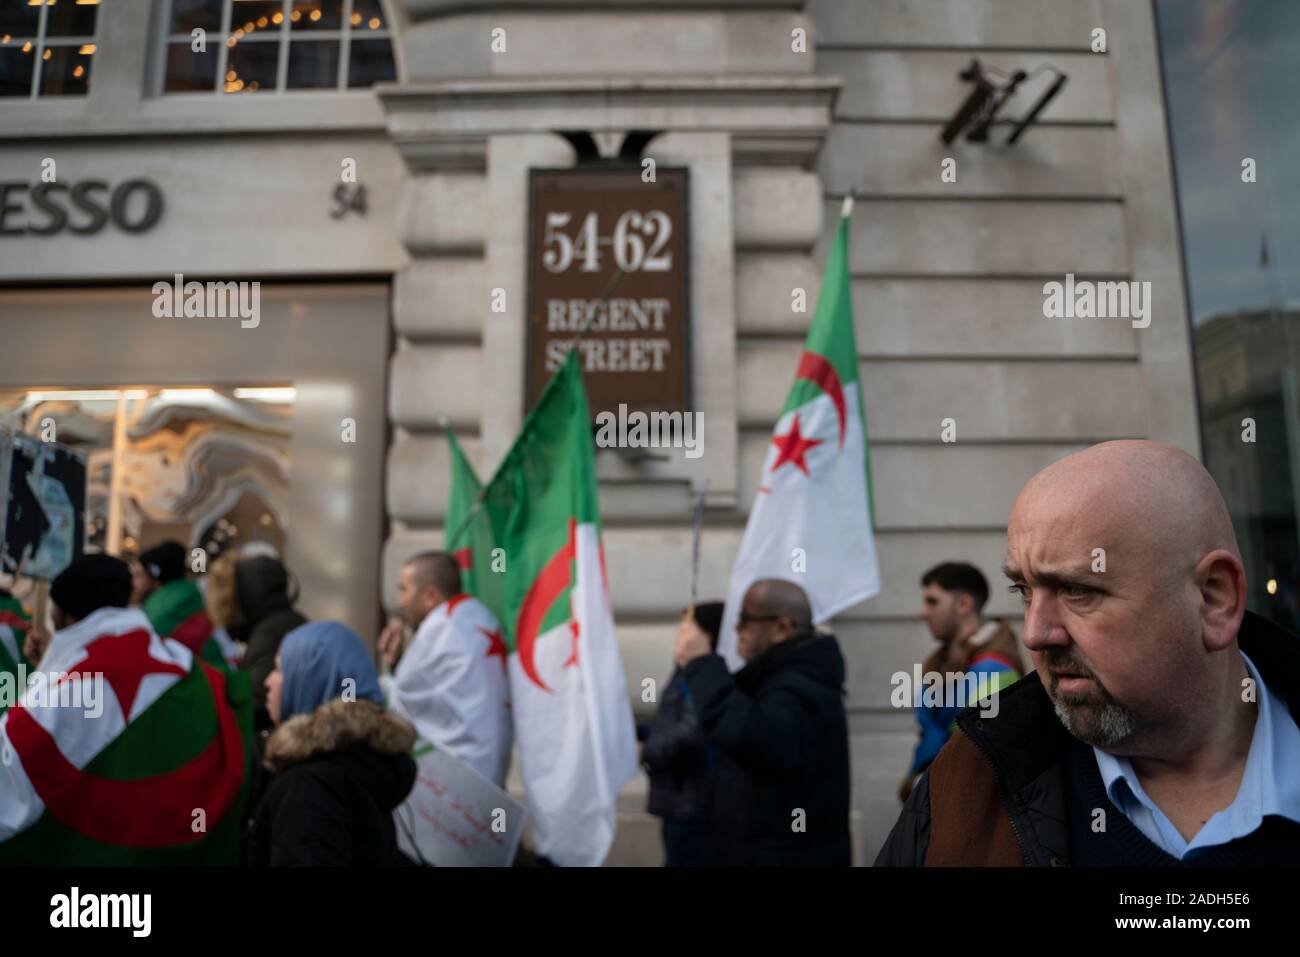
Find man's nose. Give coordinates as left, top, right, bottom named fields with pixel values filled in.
left=1020, top=592, right=1070, bottom=651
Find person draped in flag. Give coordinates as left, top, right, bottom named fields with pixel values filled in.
left=719, top=197, right=880, bottom=669
left=0, top=554, right=253, bottom=864
left=132, top=541, right=237, bottom=670
left=378, top=551, right=512, bottom=787
left=0, top=588, right=32, bottom=717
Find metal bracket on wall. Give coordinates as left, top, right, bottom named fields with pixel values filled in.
left=940, top=58, right=1068, bottom=146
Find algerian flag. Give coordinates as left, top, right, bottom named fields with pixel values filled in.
left=0, top=606, right=254, bottom=864
left=445, top=428, right=504, bottom=616
left=474, top=351, right=638, bottom=866
left=0, top=594, right=32, bottom=717
left=718, top=199, right=881, bottom=669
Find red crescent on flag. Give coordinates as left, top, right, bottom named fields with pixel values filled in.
left=514, top=518, right=577, bottom=694
left=5, top=660, right=246, bottom=848
left=453, top=547, right=472, bottom=571
left=795, top=350, right=847, bottom=449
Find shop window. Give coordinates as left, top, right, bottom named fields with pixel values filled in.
left=1157, top=0, right=1300, bottom=631
left=160, top=0, right=395, bottom=94
left=0, top=0, right=98, bottom=98
left=0, top=387, right=292, bottom=564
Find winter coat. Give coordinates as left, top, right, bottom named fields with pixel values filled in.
left=643, top=669, right=713, bottom=822
left=876, top=610, right=1300, bottom=866
left=683, top=631, right=852, bottom=866
left=245, top=699, right=418, bottom=866
left=908, top=619, right=1025, bottom=777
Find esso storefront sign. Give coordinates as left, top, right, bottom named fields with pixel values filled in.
left=0, top=178, right=164, bottom=236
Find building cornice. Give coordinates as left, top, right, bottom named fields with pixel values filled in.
left=377, top=74, right=840, bottom=170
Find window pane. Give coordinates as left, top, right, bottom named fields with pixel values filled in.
left=1157, top=0, right=1300, bottom=631
left=45, top=0, right=98, bottom=38
left=287, top=38, right=338, bottom=88
left=230, top=1, right=286, bottom=39
left=39, top=44, right=92, bottom=96
left=0, top=4, right=39, bottom=37
left=351, top=0, right=387, bottom=31
left=0, top=43, right=35, bottom=96
left=291, top=1, right=343, bottom=32
left=224, top=39, right=278, bottom=93
left=170, top=0, right=223, bottom=34
left=165, top=40, right=217, bottom=91
left=347, top=37, right=394, bottom=88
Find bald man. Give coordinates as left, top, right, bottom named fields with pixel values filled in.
left=877, top=440, right=1300, bottom=866
left=674, top=578, right=852, bottom=865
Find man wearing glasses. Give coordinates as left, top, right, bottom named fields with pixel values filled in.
left=674, top=578, right=852, bottom=866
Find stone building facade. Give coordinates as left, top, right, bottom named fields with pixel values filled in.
left=0, top=0, right=1195, bottom=863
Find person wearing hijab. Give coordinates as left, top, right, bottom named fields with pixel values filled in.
left=244, top=621, right=418, bottom=866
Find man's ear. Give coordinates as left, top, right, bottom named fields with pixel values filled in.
left=957, top=592, right=976, bottom=619
left=1194, top=549, right=1247, bottom=653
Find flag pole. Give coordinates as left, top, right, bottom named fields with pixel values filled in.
left=840, top=191, right=875, bottom=527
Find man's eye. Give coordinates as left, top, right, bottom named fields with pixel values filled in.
left=1008, top=584, right=1030, bottom=604
left=1062, top=585, right=1093, bottom=599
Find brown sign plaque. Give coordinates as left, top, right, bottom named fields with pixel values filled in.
left=526, top=168, right=690, bottom=419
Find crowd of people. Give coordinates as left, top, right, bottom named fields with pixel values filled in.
left=0, top=439, right=1297, bottom=866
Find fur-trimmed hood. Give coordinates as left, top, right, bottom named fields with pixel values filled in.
left=264, top=698, right=415, bottom=773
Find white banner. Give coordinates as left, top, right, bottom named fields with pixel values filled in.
left=394, top=741, right=528, bottom=867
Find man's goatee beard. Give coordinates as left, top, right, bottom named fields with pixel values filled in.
left=1050, top=692, right=1140, bottom=749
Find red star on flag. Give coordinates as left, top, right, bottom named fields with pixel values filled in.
left=479, top=625, right=508, bottom=674
left=770, top=413, right=823, bottom=476
left=64, top=628, right=186, bottom=720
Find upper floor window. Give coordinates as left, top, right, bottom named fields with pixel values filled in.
left=0, top=0, right=100, bottom=98
left=162, top=0, right=396, bottom=94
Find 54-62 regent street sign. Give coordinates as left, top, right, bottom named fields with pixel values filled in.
left=526, top=168, right=690, bottom=419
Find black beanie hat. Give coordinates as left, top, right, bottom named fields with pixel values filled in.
left=50, top=554, right=133, bottom=622
left=138, top=541, right=187, bottom=584
left=692, top=601, right=725, bottom=652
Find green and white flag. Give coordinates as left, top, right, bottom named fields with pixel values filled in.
left=472, top=351, right=638, bottom=866
left=0, top=606, right=254, bottom=864
left=0, top=594, right=32, bottom=718
left=445, top=428, right=504, bottom=615
left=719, top=200, right=881, bottom=668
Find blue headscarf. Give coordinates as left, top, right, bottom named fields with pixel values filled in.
left=277, top=621, right=383, bottom=723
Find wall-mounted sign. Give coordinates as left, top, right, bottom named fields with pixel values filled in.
left=0, top=179, right=164, bottom=236
left=526, top=168, right=690, bottom=419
